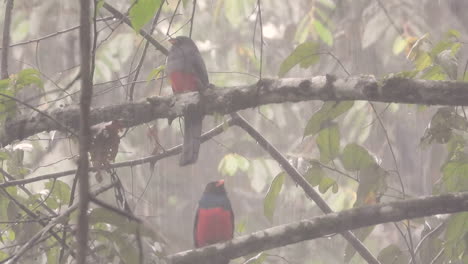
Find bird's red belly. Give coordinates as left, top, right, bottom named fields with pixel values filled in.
left=169, top=72, right=199, bottom=93
left=196, top=208, right=233, bottom=247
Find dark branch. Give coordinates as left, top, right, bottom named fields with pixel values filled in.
left=3, top=76, right=466, bottom=148
left=1, top=0, right=14, bottom=79
left=77, top=0, right=93, bottom=262
left=167, top=191, right=468, bottom=264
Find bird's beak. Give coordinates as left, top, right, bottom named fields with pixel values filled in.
left=216, top=179, right=225, bottom=187
left=168, top=38, right=176, bottom=45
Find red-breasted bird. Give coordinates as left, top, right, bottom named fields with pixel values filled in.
left=194, top=180, right=234, bottom=263
left=166, top=36, right=209, bottom=166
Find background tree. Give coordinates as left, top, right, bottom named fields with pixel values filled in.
left=0, top=0, right=467, bottom=263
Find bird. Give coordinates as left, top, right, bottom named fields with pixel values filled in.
left=194, top=180, right=234, bottom=264
left=166, top=36, right=209, bottom=166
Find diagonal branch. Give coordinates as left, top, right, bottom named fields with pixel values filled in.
left=2, top=76, right=468, bottom=147
left=7, top=183, right=116, bottom=264
left=167, top=191, right=468, bottom=264
left=232, top=113, right=380, bottom=264
left=102, top=2, right=169, bottom=55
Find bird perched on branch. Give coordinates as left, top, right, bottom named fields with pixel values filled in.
left=194, top=180, right=234, bottom=264
left=166, top=36, right=209, bottom=166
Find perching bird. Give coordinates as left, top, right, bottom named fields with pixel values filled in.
left=166, top=36, right=209, bottom=166
left=194, top=180, right=234, bottom=264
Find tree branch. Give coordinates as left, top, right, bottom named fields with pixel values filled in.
left=232, top=113, right=380, bottom=264
left=0, top=118, right=234, bottom=188
left=2, top=76, right=468, bottom=147
left=7, top=183, right=116, bottom=264
left=102, top=2, right=169, bottom=55
left=167, top=191, right=468, bottom=264
left=77, top=0, right=93, bottom=262
left=1, top=0, right=14, bottom=79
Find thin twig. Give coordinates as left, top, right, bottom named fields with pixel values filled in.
left=7, top=183, right=115, bottom=264
left=189, top=0, right=197, bottom=37
left=166, top=0, right=182, bottom=36
left=103, top=2, right=169, bottom=55
left=0, top=118, right=235, bottom=188
left=128, top=1, right=164, bottom=101
left=0, top=16, right=115, bottom=50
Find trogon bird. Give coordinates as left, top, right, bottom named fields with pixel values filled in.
left=166, top=36, right=209, bottom=166
left=194, top=180, right=234, bottom=264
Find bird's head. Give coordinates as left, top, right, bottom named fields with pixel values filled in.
left=168, top=35, right=199, bottom=51
left=204, top=179, right=226, bottom=195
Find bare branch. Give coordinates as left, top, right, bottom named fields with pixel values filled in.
left=77, top=0, right=93, bottom=262
left=3, top=76, right=468, bottom=147
left=1, top=0, right=14, bottom=79
left=0, top=118, right=234, bottom=188
left=167, top=191, right=468, bottom=264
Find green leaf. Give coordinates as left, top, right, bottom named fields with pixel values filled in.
left=378, top=244, right=408, bottom=264
left=420, top=65, right=447, bottom=80
left=313, top=20, right=333, bottom=46
left=44, top=180, right=71, bottom=209
left=447, top=29, right=461, bottom=39
left=441, top=161, right=468, bottom=192
left=278, top=41, right=320, bottom=77
left=445, top=212, right=468, bottom=260
left=304, top=101, right=353, bottom=137
left=393, top=35, right=407, bottom=55
left=316, top=123, right=340, bottom=163
left=340, top=143, right=376, bottom=171
left=304, top=162, right=325, bottom=187
left=415, top=52, right=432, bottom=71
left=318, top=176, right=337, bottom=194
left=354, top=164, right=388, bottom=206
left=15, top=68, right=43, bottom=90
left=218, top=153, right=250, bottom=176
left=0, top=79, right=9, bottom=90
left=147, top=65, right=165, bottom=82
left=129, top=0, right=162, bottom=32
left=96, top=0, right=105, bottom=13
left=263, top=172, right=285, bottom=221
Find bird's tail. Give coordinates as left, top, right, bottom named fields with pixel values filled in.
left=179, top=105, right=203, bottom=166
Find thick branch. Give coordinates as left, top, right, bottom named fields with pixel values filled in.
left=167, top=191, right=468, bottom=264
left=2, top=76, right=468, bottom=147
left=77, top=0, right=93, bottom=263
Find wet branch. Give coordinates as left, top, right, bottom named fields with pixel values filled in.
left=77, top=0, right=93, bottom=263
left=167, top=191, right=468, bottom=264
left=232, top=113, right=380, bottom=264
left=2, top=76, right=468, bottom=147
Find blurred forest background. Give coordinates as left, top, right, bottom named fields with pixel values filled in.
left=0, top=0, right=467, bottom=263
